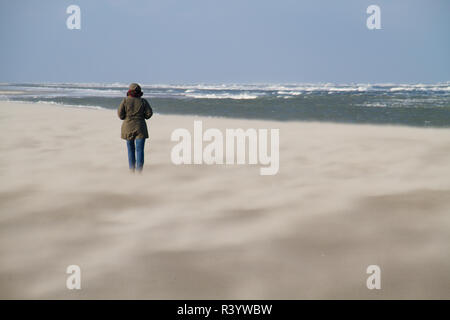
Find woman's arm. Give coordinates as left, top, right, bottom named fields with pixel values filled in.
left=118, top=98, right=126, bottom=120
left=143, top=99, right=153, bottom=119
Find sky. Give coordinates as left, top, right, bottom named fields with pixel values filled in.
left=0, top=0, right=448, bottom=84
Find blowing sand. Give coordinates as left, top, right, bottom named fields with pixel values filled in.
left=0, top=101, right=449, bottom=299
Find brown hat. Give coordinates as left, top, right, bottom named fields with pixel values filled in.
left=129, top=83, right=142, bottom=92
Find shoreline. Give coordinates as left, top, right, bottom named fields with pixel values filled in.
left=2, top=99, right=450, bottom=129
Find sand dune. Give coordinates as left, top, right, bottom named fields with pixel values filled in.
left=0, top=101, right=449, bottom=299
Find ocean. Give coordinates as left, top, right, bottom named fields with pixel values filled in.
left=1, top=82, right=449, bottom=127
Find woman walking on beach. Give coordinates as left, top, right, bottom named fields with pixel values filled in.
left=118, top=83, right=153, bottom=172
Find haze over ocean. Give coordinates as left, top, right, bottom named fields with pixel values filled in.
left=1, top=82, right=449, bottom=127
left=1, top=1, right=448, bottom=126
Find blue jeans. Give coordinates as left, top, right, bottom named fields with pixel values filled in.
left=126, top=138, right=145, bottom=171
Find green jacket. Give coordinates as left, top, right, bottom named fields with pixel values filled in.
left=118, top=97, right=153, bottom=140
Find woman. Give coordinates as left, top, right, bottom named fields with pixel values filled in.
left=118, top=83, right=153, bottom=172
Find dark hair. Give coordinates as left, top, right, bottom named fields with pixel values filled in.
left=127, top=89, right=143, bottom=97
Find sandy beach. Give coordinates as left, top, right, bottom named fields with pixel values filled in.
left=0, top=101, right=449, bottom=299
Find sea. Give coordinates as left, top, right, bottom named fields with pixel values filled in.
left=1, top=82, right=449, bottom=127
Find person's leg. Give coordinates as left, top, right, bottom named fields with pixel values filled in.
left=135, top=138, right=145, bottom=171
left=126, top=139, right=136, bottom=171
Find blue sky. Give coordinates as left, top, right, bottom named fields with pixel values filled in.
left=0, top=0, right=448, bottom=84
